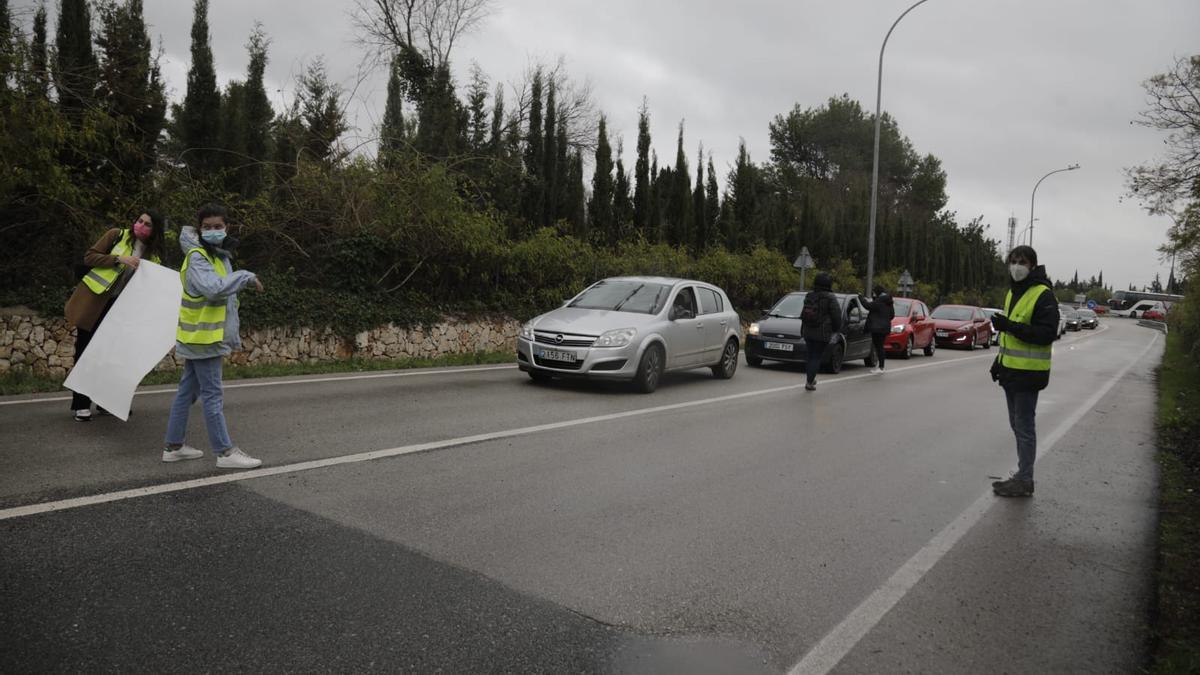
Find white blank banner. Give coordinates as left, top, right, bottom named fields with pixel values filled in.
left=64, top=261, right=182, bottom=420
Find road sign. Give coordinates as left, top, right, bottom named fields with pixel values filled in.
left=1074, top=294, right=1087, bottom=304
left=1087, top=299, right=1097, bottom=309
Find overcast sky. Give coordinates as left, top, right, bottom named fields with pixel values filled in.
left=15, top=0, right=1200, bottom=293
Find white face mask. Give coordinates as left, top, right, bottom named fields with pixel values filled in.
left=1009, top=264, right=1030, bottom=282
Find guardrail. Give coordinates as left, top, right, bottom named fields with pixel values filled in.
left=1137, top=319, right=1169, bottom=334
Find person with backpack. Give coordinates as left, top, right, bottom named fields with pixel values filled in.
left=859, top=285, right=895, bottom=374
left=800, top=272, right=842, bottom=391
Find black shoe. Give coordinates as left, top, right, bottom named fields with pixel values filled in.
left=805, top=382, right=816, bottom=391
left=993, top=477, right=1034, bottom=497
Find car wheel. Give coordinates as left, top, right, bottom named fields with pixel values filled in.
left=901, top=336, right=913, bottom=359
left=527, top=370, right=551, bottom=383
left=824, top=342, right=845, bottom=374
left=712, top=339, right=739, bottom=379
left=745, top=353, right=763, bottom=367
left=924, top=337, right=935, bottom=357
left=634, top=343, right=664, bottom=393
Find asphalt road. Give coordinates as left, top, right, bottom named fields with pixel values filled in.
left=0, top=319, right=1163, bottom=673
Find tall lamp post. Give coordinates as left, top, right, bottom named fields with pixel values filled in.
left=866, top=0, right=932, bottom=296
left=1028, top=163, right=1079, bottom=247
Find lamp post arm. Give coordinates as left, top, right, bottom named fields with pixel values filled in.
left=1028, top=164, right=1078, bottom=247
left=867, top=0, right=931, bottom=295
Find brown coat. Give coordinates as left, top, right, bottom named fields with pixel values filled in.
left=64, top=229, right=125, bottom=331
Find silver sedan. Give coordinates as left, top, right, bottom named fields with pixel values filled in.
left=516, top=277, right=743, bottom=393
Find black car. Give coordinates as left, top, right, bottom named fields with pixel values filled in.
left=1064, top=309, right=1082, bottom=331
left=744, top=292, right=874, bottom=373
left=1077, top=308, right=1099, bottom=329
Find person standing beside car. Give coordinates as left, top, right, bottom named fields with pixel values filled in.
left=859, top=285, right=894, bottom=374
left=800, top=272, right=842, bottom=391
left=988, top=245, right=1059, bottom=498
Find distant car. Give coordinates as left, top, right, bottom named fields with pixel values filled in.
left=1115, top=300, right=1167, bottom=319
left=1076, top=308, right=1099, bottom=329
left=1143, top=308, right=1167, bottom=322
left=516, top=276, right=743, bottom=393
left=930, top=304, right=993, bottom=349
left=884, top=298, right=936, bottom=358
left=1064, top=309, right=1082, bottom=331
left=745, top=292, right=874, bottom=372
left=981, top=307, right=1002, bottom=345
left=1056, top=304, right=1074, bottom=338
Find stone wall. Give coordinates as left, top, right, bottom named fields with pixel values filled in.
left=0, top=308, right=520, bottom=377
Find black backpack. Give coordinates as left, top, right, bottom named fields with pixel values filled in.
left=800, top=294, right=821, bottom=322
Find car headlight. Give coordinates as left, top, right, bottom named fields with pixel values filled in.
left=594, top=327, right=637, bottom=348
left=520, top=321, right=535, bottom=339
left=749, top=323, right=760, bottom=335
left=890, top=325, right=904, bottom=334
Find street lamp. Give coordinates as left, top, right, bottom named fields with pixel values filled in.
left=794, top=247, right=815, bottom=291
left=1028, top=163, right=1079, bottom=247
left=867, top=0, right=932, bottom=296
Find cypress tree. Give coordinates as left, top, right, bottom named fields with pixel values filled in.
left=566, top=150, right=586, bottom=239
left=488, top=83, right=504, bottom=155
left=613, top=141, right=634, bottom=243
left=522, top=69, right=543, bottom=229
left=54, top=0, right=98, bottom=116
left=705, top=155, right=720, bottom=249
left=219, top=80, right=247, bottom=185
left=465, top=62, right=489, bottom=152
left=27, top=5, right=49, bottom=98
left=633, top=99, right=651, bottom=236
left=241, top=23, right=272, bottom=195
left=667, top=122, right=691, bottom=246
left=648, top=152, right=662, bottom=242
left=180, top=0, right=221, bottom=174
left=589, top=115, right=614, bottom=245
left=379, top=54, right=407, bottom=166
left=693, top=143, right=706, bottom=251
left=542, top=80, right=557, bottom=227
left=297, top=57, right=347, bottom=163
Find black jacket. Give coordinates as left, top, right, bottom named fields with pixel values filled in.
left=801, top=288, right=842, bottom=342
left=990, top=265, right=1060, bottom=392
left=859, top=292, right=895, bottom=335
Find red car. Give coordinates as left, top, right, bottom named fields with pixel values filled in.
left=1143, top=308, right=1167, bottom=321
left=931, top=304, right=993, bottom=349
left=883, top=298, right=937, bottom=358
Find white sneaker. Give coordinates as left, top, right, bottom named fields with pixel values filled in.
left=216, top=447, right=262, bottom=469
left=73, top=409, right=92, bottom=422
left=162, top=445, right=204, bottom=463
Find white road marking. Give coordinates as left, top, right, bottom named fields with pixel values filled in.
left=786, top=327, right=1158, bottom=675
left=0, top=364, right=516, bottom=406
left=0, top=347, right=1005, bottom=521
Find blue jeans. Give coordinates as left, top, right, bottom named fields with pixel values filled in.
left=804, top=339, right=827, bottom=384
left=1005, top=388, right=1039, bottom=480
left=165, top=356, right=233, bottom=453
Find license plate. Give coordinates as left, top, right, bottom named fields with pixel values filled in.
left=936, top=330, right=949, bottom=337
left=764, top=341, right=794, bottom=352
left=536, top=348, right=577, bottom=363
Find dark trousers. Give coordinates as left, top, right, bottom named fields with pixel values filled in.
left=871, top=332, right=887, bottom=369
left=70, top=299, right=114, bottom=411
left=1004, top=387, right=1039, bottom=480
left=804, top=338, right=827, bottom=384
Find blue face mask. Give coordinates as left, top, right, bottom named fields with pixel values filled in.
left=201, top=229, right=226, bottom=246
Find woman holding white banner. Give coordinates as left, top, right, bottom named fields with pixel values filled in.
left=64, top=210, right=166, bottom=421
left=161, top=203, right=264, bottom=469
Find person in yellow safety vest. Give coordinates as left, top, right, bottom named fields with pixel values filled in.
left=988, top=245, right=1060, bottom=498
left=161, top=203, right=265, bottom=469
left=63, top=209, right=166, bottom=421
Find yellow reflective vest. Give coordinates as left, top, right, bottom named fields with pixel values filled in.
left=998, top=285, right=1052, bottom=372
left=82, top=230, right=160, bottom=294
left=177, top=247, right=228, bottom=345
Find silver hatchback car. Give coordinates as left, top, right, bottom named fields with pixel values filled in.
left=516, top=276, right=743, bottom=393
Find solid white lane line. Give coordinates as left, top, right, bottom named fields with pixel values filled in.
left=0, top=350, right=1000, bottom=521
left=786, top=329, right=1159, bottom=675
left=0, top=364, right=516, bottom=406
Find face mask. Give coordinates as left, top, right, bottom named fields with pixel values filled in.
left=201, top=229, right=227, bottom=246
left=132, top=222, right=152, bottom=241
left=1009, top=264, right=1030, bottom=282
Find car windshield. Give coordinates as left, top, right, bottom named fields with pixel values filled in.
left=568, top=280, right=670, bottom=314
left=1078, top=310, right=1096, bottom=318
left=1065, top=310, right=1079, bottom=319
left=931, top=306, right=973, bottom=321
left=892, top=300, right=911, bottom=316
left=769, top=294, right=808, bottom=318
left=981, top=308, right=999, bottom=318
